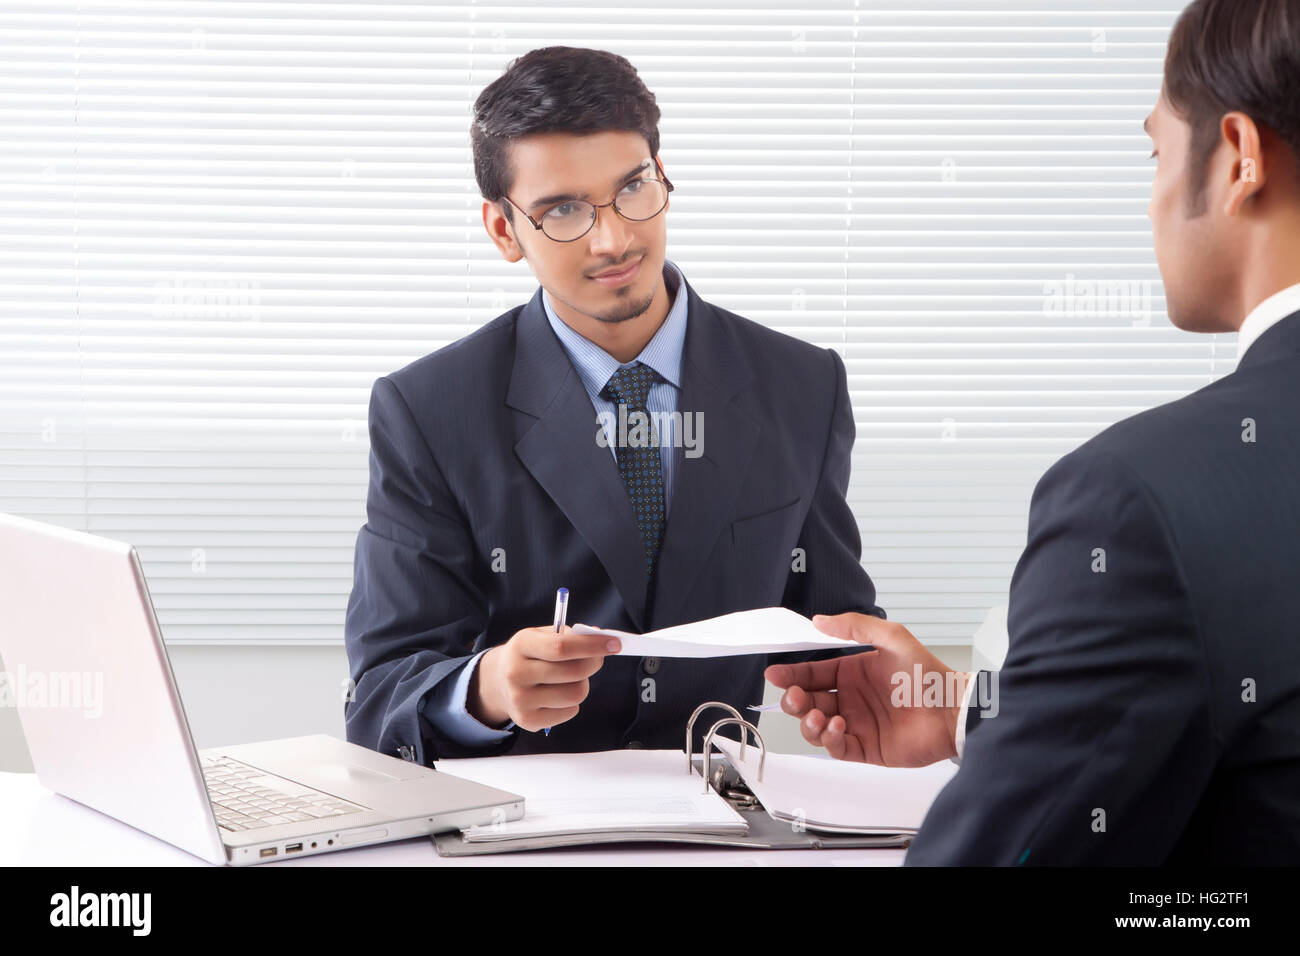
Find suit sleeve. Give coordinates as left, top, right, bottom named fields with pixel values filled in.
left=421, top=650, right=517, bottom=746
left=770, top=347, right=885, bottom=668
left=343, top=375, right=518, bottom=763
left=904, top=445, right=1219, bottom=865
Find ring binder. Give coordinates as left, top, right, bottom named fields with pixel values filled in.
left=684, top=701, right=744, bottom=773
left=432, top=697, right=929, bottom=855
left=701, top=718, right=766, bottom=793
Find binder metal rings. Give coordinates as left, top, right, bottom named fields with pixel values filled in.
left=701, top=717, right=766, bottom=793
left=685, top=701, right=744, bottom=773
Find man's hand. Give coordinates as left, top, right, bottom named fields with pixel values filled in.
left=468, top=625, right=621, bottom=733
left=764, top=612, right=969, bottom=767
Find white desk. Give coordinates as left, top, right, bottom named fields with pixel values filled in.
left=0, top=770, right=915, bottom=867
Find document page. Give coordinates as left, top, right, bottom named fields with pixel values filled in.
left=572, top=606, right=867, bottom=658
left=710, top=735, right=957, bottom=835
left=437, top=749, right=747, bottom=841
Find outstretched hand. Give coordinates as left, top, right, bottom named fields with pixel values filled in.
left=764, top=612, right=969, bottom=767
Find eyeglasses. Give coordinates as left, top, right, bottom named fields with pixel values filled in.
left=502, top=159, right=674, bottom=243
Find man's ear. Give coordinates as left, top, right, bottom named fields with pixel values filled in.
left=1221, top=111, right=1266, bottom=217
left=482, top=199, right=525, bottom=263
left=655, top=152, right=670, bottom=213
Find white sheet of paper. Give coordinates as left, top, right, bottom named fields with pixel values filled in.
left=436, top=749, right=747, bottom=842
left=572, top=606, right=865, bottom=658
left=710, top=735, right=958, bottom=835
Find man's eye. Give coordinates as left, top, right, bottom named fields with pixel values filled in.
left=546, top=202, right=580, bottom=219
left=621, top=179, right=645, bottom=194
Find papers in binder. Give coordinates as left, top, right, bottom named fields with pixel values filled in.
left=436, top=749, right=747, bottom=842
left=709, top=735, right=958, bottom=835
left=572, top=606, right=868, bottom=658
left=430, top=705, right=959, bottom=855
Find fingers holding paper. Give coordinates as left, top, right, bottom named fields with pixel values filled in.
left=763, top=611, right=966, bottom=768
left=469, top=624, right=622, bottom=733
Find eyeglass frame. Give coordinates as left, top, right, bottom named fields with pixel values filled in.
left=499, top=157, right=675, bottom=242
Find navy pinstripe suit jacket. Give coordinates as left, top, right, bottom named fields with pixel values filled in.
left=907, top=311, right=1300, bottom=865
left=344, top=275, right=883, bottom=762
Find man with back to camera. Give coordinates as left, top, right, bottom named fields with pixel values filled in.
left=768, top=0, right=1300, bottom=864
left=343, top=47, right=883, bottom=762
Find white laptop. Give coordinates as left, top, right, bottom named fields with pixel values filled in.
left=0, top=512, right=524, bottom=866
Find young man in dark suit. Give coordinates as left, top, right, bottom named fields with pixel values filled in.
left=768, top=0, right=1300, bottom=864
left=344, top=47, right=882, bottom=762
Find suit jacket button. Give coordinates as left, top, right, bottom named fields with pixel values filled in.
left=398, top=745, right=415, bottom=761
left=626, top=740, right=643, bottom=749
left=642, top=657, right=660, bottom=675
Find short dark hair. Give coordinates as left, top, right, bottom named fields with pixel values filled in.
left=1164, top=0, right=1300, bottom=212
left=471, top=47, right=661, bottom=219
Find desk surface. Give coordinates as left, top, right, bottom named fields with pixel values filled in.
left=0, top=770, right=916, bottom=867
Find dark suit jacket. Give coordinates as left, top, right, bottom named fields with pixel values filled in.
left=343, top=275, right=883, bottom=762
left=906, top=310, right=1300, bottom=865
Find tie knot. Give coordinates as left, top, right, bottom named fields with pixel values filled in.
left=602, top=362, right=658, bottom=410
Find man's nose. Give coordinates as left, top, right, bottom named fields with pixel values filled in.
left=586, top=203, right=632, bottom=258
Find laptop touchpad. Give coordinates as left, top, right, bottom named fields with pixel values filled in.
left=307, top=764, right=410, bottom=787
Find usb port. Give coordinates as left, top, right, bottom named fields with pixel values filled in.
left=286, top=843, right=303, bottom=853
left=260, top=847, right=277, bottom=858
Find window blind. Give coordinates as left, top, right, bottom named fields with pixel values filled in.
left=0, top=0, right=1219, bottom=645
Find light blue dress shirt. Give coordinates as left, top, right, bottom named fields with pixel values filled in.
left=421, top=259, right=690, bottom=746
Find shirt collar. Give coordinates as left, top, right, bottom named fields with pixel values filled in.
left=542, top=259, right=688, bottom=394
left=1237, top=281, right=1300, bottom=362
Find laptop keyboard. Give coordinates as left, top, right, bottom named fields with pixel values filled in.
left=202, top=755, right=368, bottom=832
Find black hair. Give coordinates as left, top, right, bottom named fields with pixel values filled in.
left=1164, top=0, right=1300, bottom=212
left=471, top=47, right=661, bottom=220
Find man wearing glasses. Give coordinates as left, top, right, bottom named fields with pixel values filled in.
left=344, top=46, right=882, bottom=762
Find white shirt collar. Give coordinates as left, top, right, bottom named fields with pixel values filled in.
left=1237, top=281, right=1300, bottom=361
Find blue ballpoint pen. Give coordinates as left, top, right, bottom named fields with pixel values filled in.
left=543, top=587, right=569, bottom=736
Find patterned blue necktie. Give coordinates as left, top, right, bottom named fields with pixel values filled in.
left=601, top=362, right=666, bottom=585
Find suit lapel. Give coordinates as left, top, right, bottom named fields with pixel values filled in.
left=508, top=289, right=652, bottom=630
left=649, top=281, right=759, bottom=627
left=507, top=280, right=761, bottom=633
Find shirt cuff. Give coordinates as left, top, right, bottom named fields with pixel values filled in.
left=422, top=649, right=517, bottom=747
left=951, top=670, right=979, bottom=765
